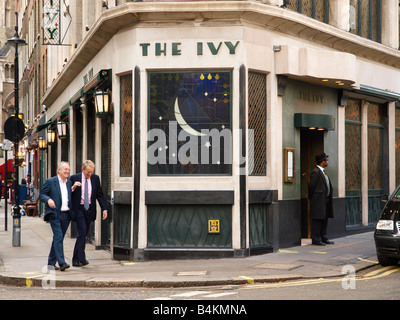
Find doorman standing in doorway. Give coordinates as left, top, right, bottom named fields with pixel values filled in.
left=308, top=152, right=334, bottom=246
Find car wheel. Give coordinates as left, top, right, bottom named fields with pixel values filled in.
left=377, top=252, right=399, bottom=266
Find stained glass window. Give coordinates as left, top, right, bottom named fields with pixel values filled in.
left=148, top=71, right=232, bottom=175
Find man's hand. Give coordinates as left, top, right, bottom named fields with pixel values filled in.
left=72, top=181, right=82, bottom=191
left=47, top=198, right=56, bottom=209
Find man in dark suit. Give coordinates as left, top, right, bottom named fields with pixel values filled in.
left=308, top=152, right=334, bottom=246
left=69, top=160, right=107, bottom=267
left=39, top=161, right=74, bottom=271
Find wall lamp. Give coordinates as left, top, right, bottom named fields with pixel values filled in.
left=57, top=120, right=68, bottom=139
left=38, top=136, right=46, bottom=150
left=47, top=129, right=56, bottom=145
left=94, top=89, right=113, bottom=122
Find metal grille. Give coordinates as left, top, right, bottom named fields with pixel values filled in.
left=301, top=0, right=312, bottom=17
left=396, top=108, right=400, bottom=186
left=248, top=72, right=266, bottom=176
left=314, top=0, right=326, bottom=22
left=345, top=99, right=362, bottom=227
left=368, top=103, right=383, bottom=190
left=284, top=0, right=328, bottom=23
left=120, top=74, right=133, bottom=176
left=285, top=0, right=300, bottom=12
left=350, top=0, right=381, bottom=42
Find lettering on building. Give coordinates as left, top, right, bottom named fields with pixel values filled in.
left=298, top=91, right=324, bottom=103
left=139, top=41, right=240, bottom=56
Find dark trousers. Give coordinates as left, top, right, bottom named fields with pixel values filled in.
left=73, top=206, right=91, bottom=263
left=311, top=218, right=328, bottom=243
left=48, top=212, right=71, bottom=266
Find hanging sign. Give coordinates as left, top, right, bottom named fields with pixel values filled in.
left=43, top=0, right=61, bottom=45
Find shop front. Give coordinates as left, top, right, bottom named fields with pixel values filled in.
left=39, top=3, right=400, bottom=261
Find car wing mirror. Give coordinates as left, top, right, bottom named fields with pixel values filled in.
left=381, top=194, right=389, bottom=202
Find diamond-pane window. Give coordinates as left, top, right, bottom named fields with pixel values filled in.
left=248, top=72, right=266, bottom=176
left=120, top=74, right=133, bottom=177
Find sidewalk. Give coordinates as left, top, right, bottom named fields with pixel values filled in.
left=0, top=212, right=379, bottom=288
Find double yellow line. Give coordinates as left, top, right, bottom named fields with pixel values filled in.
left=241, top=266, right=400, bottom=290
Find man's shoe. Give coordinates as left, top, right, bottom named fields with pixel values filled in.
left=323, top=239, right=334, bottom=244
left=72, top=261, right=83, bottom=267
left=59, top=263, right=70, bottom=271
left=80, top=260, right=89, bottom=266
left=312, top=241, right=326, bottom=246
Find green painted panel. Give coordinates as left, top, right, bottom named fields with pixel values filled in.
left=114, top=204, right=132, bottom=247
left=249, top=204, right=270, bottom=248
left=147, top=205, right=232, bottom=248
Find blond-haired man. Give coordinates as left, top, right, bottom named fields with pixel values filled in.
left=70, top=160, right=107, bottom=267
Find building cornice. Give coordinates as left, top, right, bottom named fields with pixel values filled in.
left=41, top=1, right=400, bottom=108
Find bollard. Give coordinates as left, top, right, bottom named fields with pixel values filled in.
left=12, top=215, right=21, bottom=247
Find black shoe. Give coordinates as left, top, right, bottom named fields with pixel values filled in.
left=73, top=261, right=83, bottom=267
left=312, top=241, right=326, bottom=246
left=80, top=260, right=89, bottom=266
left=323, top=239, right=334, bottom=245
left=59, top=263, right=70, bottom=271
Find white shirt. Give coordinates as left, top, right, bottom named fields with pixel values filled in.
left=58, top=175, right=69, bottom=211
left=317, top=165, right=330, bottom=196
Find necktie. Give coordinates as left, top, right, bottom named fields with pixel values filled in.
left=84, top=178, right=89, bottom=210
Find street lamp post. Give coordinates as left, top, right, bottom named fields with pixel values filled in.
left=7, top=11, right=27, bottom=247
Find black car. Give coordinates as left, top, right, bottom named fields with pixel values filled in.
left=374, top=187, right=400, bottom=266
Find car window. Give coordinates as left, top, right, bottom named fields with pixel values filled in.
left=380, top=201, right=399, bottom=220
left=393, top=188, right=400, bottom=198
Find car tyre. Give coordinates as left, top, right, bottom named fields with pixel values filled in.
left=377, top=252, right=399, bottom=266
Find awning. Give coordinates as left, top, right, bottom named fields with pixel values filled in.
left=294, top=113, right=335, bottom=131
left=36, top=120, right=53, bottom=132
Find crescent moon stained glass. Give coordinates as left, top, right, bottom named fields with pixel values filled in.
left=148, top=71, right=232, bottom=175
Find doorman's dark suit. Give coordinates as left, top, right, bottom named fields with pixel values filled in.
left=308, top=167, right=334, bottom=244
left=69, top=173, right=107, bottom=264
left=39, top=176, right=74, bottom=266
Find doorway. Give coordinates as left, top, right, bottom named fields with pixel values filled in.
left=300, top=129, right=324, bottom=238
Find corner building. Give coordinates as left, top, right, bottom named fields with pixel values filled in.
left=38, top=0, right=400, bottom=260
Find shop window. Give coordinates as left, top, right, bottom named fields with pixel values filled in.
left=284, top=0, right=329, bottom=23
left=345, top=99, right=362, bottom=226
left=350, top=0, right=382, bottom=43
left=248, top=72, right=266, bottom=176
left=120, top=74, right=133, bottom=177
left=367, top=103, right=384, bottom=223
left=396, top=108, right=400, bottom=185
left=148, top=71, right=232, bottom=175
